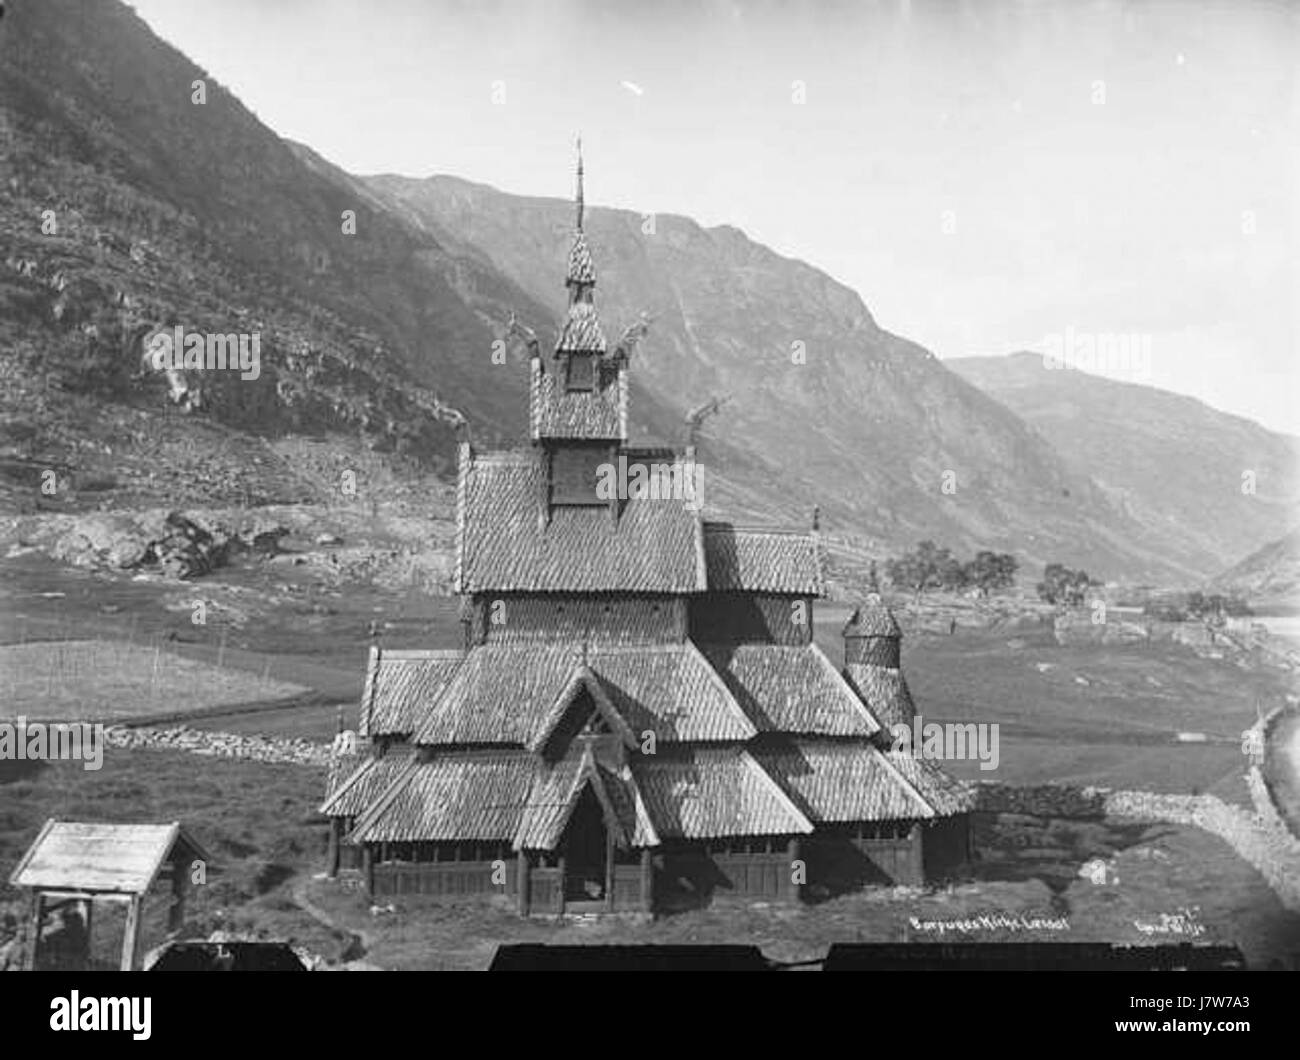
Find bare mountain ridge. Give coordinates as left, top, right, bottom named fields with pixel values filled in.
left=949, top=352, right=1299, bottom=575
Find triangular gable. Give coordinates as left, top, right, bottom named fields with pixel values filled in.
left=527, top=664, right=637, bottom=755
left=513, top=746, right=635, bottom=851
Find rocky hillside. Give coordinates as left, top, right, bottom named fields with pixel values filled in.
left=950, top=352, right=1300, bottom=575
left=0, top=0, right=558, bottom=504
left=1213, top=530, right=1300, bottom=606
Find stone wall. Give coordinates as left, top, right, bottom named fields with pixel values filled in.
left=974, top=782, right=1108, bottom=818
left=104, top=725, right=331, bottom=767
left=976, top=779, right=1300, bottom=912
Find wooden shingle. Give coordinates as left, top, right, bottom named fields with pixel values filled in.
left=632, top=747, right=813, bottom=839
left=456, top=450, right=704, bottom=592
left=703, top=522, right=823, bottom=595
left=9, top=820, right=210, bottom=896
left=703, top=643, right=881, bottom=736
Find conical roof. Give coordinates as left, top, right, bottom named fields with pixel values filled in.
left=842, top=598, right=901, bottom=638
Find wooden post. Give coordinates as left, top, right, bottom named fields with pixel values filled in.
left=787, top=837, right=801, bottom=903
left=910, top=823, right=923, bottom=885
left=363, top=845, right=375, bottom=897
left=121, top=895, right=142, bottom=972
left=23, top=893, right=44, bottom=971
left=168, top=861, right=186, bottom=934
left=556, top=854, right=566, bottom=915
left=640, top=848, right=653, bottom=914
left=82, top=900, right=94, bottom=968
left=604, top=833, right=615, bottom=911
left=516, top=851, right=530, bottom=916
left=326, top=818, right=341, bottom=878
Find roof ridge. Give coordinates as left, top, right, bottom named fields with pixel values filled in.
left=704, top=522, right=815, bottom=537
left=379, top=648, right=466, bottom=661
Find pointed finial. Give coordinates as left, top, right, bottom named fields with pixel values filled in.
left=575, top=135, right=584, bottom=232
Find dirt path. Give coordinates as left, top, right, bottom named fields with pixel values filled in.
left=289, top=877, right=377, bottom=968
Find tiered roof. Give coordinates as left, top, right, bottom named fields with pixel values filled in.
left=326, top=632, right=972, bottom=847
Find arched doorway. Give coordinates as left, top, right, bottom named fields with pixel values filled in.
left=561, top=785, right=611, bottom=909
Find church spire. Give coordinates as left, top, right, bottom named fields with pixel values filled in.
left=565, top=136, right=596, bottom=295
left=575, top=135, right=584, bottom=232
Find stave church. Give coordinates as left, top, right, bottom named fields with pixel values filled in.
left=320, top=152, right=972, bottom=915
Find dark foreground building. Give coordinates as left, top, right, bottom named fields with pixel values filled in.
left=321, top=156, right=971, bottom=915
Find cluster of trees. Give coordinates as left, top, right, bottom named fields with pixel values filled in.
left=1035, top=563, right=1100, bottom=607
left=884, top=541, right=1019, bottom=599
left=1144, top=591, right=1253, bottom=623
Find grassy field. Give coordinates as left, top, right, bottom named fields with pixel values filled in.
left=0, top=640, right=308, bottom=721
left=4, top=553, right=1292, bottom=802
left=814, top=605, right=1294, bottom=807
left=0, top=750, right=344, bottom=967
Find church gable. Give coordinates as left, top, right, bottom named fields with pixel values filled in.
left=528, top=665, right=637, bottom=758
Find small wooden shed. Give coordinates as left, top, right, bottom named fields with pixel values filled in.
left=8, top=819, right=212, bottom=971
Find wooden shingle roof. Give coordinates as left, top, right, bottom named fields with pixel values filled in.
left=9, top=820, right=211, bottom=896
left=348, top=750, right=535, bottom=843
left=405, top=643, right=755, bottom=748
left=554, top=300, right=606, bottom=353
left=703, top=522, right=823, bottom=595
left=593, top=642, right=757, bottom=743
left=565, top=231, right=596, bottom=288
left=843, top=600, right=901, bottom=638
left=513, top=747, right=655, bottom=850
left=530, top=360, right=625, bottom=439
left=320, top=745, right=416, bottom=817
left=755, top=740, right=945, bottom=822
left=880, top=751, right=977, bottom=816
left=455, top=449, right=703, bottom=593
left=702, top=643, right=882, bottom=736
left=632, top=747, right=813, bottom=839
left=843, top=662, right=916, bottom=729
left=360, top=648, right=464, bottom=737
left=412, top=643, right=579, bottom=746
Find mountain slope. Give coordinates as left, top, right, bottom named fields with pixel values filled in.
left=361, top=173, right=1204, bottom=580
left=1214, top=530, right=1300, bottom=605
left=0, top=0, right=560, bottom=478
left=949, top=353, right=1300, bottom=574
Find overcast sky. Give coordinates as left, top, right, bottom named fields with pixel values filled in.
left=130, top=0, right=1297, bottom=434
